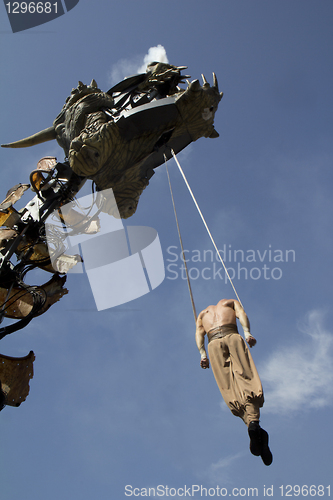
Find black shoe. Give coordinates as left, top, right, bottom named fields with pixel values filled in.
left=248, top=421, right=261, bottom=456
left=248, top=421, right=273, bottom=466
left=259, top=428, right=273, bottom=466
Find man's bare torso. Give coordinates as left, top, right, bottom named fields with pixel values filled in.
left=201, top=299, right=237, bottom=333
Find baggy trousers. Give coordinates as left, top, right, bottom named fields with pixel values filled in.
left=207, top=330, right=264, bottom=426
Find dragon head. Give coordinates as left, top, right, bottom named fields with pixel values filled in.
left=175, top=73, right=223, bottom=141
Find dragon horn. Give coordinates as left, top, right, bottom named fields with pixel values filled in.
left=209, top=128, right=220, bottom=138
left=1, top=126, right=56, bottom=149
left=201, top=74, right=209, bottom=87
left=212, top=73, right=219, bottom=91
left=189, top=79, right=201, bottom=92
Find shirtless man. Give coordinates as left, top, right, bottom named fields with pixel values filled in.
left=196, top=298, right=272, bottom=466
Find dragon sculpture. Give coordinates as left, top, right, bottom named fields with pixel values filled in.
left=2, top=62, right=223, bottom=218
left=0, top=62, right=222, bottom=408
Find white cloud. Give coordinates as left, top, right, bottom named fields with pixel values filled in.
left=108, top=45, right=169, bottom=86
left=211, top=451, right=246, bottom=470
left=260, top=309, right=333, bottom=414
left=206, top=451, right=247, bottom=485
left=136, top=44, right=169, bottom=74
left=107, top=55, right=143, bottom=87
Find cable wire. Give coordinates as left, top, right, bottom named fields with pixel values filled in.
left=171, top=149, right=243, bottom=309
left=164, top=156, right=197, bottom=321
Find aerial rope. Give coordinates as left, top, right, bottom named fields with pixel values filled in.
left=166, top=149, right=243, bottom=312
left=164, top=157, right=197, bottom=321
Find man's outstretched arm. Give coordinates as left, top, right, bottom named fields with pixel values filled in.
left=234, top=300, right=257, bottom=347
left=195, top=312, right=209, bottom=368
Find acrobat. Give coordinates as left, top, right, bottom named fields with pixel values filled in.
left=195, top=298, right=272, bottom=466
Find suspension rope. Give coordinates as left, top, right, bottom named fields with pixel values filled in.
left=164, top=156, right=197, bottom=321
left=170, top=149, right=243, bottom=309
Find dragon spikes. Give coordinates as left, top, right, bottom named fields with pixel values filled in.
left=201, top=73, right=219, bottom=90
left=189, top=79, right=202, bottom=92
left=212, top=72, right=224, bottom=99
left=201, top=74, right=209, bottom=87
left=189, top=73, right=223, bottom=98
left=213, top=73, right=219, bottom=90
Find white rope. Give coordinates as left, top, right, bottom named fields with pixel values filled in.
left=171, top=149, right=243, bottom=309
left=165, top=157, right=197, bottom=321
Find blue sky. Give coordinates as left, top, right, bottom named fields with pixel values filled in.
left=1, top=1, right=333, bottom=499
